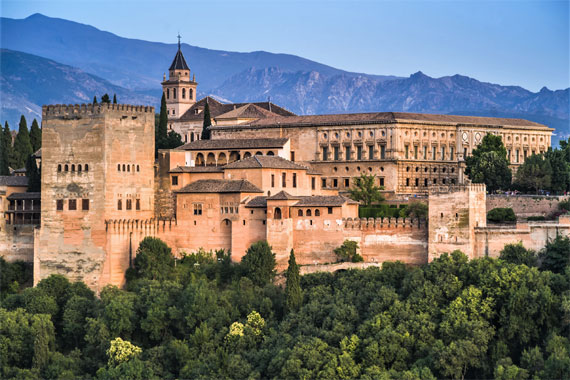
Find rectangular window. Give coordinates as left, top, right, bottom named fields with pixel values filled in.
left=369, top=145, right=375, bottom=160
left=379, top=177, right=385, bottom=187
left=311, top=177, right=316, bottom=190
left=291, top=151, right=295, bottom=161
left=450, top=147, right=454, bottom=160
left=464, top=147, right=468, bottom=157
left=507, top=149, right=511, bottom=162
left=172, top=176, right=178, bottom=186
left=432, top=146, right=436, bottom=160
left=415, top=178, right=419, bottom=186
left=357, top=145, right=362, bottom=160
left=405, top=145, right=409, bottom=159
left=136, top=199, right=140, bottom=211
left=82, top=199, right=89, bottom=211
left=328, top=207, right=333, bottom=214
left=423, top=146, right=427, bottom=159
left=322, top=147, right=328, bottom=161
left=118, top=200, right=122, bottom=210
left=271, top=174, right=275, bottom=187
left=524, top=150, right=528, bottom=159
left=334, top=146, right=339, bottom=161
left=56, top=199, right=64, bottom=211
left=282, top=173, right=286, bottom=187
left=68, top=199, right=76, bottom=211
left=345, top=146, right=351, bottom=160
left=194, top=203, right=203, bottom=215
left=380, top=144, right=386, bottom=159
left=441, top=146, right=446, bottom=160
left=293, top=173, right=297, bottom=188
left=406, top=178, right=410, bottom=186
left=344, top=178, right=350, bottom=187
left=414, top=145, right=418, bottom=159
left=126, top=199, right=132, bottom=210
left=333, top=178, right=338, bottom=188
left=516, top=149, right=520, bottom=163
left=321, top=178, right=327, bottom=188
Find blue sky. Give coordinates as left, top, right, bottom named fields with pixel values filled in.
left=1, top=0, right=568, bottom=92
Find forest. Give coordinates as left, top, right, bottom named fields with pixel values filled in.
left=1, top=237, right=569, bottom=380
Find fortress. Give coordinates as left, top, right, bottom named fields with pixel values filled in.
left=1, top=44, right=567, bottom=291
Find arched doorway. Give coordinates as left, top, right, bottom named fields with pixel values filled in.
left=206, top=153, right=216, bottom=166
left=195, top=153, right=205, bottom=166
left=220, top=219, right=232, bottom=252
left=218, top=153, right=227, bottom=165
left=274, top=207, right=282, bottom=219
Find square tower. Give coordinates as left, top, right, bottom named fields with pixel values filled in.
left=161, top=43, right=197, bottom=120
left=36, top=103, right=155, bottom=290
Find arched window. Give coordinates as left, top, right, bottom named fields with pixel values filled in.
left=206, top=153, right=216, bottom=166
left=255, top=151, right=263, bottom=156
left=189, top=89, right=193, bottom=99
left=122, top=164, right=126, bottom=171
left=306, top=209, right=312, bottom=216
left=315, top=209, right=320, bottom=216
left=167, top=89, right=170, bottom=99
left=71, top=164, right=75, bottom=172
left=182, top=88, right=186, bottom=98
left=243, top=152, right=252, bottom=158
left=64, top=164, right=69, bottom=172
left=57, top=164, right=62, bottom=172
left=78, top=164, right=82, bottom=172
left=173, top=88, right=177, bottom=99
left=117, top=200, right=122, bottom=210
left=266, top=151, right=275, bottom=156
left=274, top=207, right=282, bottom=219
left=218, top=153, right=227, bottom=165
left=127, top=165, right=130, bottom=172
left=298, top=209, right=303, bottom=217
left=85, top=164, right=89, bottom=172
left=117, top=164, right=121, bottom=171
left=136, top=165, right=140, bottom=172
left=195, top=153, right=205, bottom=166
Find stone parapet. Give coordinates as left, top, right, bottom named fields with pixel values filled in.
left=42, top=103, right=155, bottom=119
left=342, top=217, right=426, bottom=229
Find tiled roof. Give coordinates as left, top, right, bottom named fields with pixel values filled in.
left=294, top=195, right=359, bottom=207
left=0, top=176, right=28, bottom=187
left=178, top=96, right=296, bottom=122
left=245, top=196, right=268, bottom=208
left=175, top=179, right=263, bottom=193
left=179, top=138, right=289, bottom=151
left=169, top=48, right=189, bottom=71
left=267, top=191, right=301, bottom=200
left=238, top=112, right=548, bottom=129
left=170, top=166, right=223, bottom=173
left=216, top=104, right=277, bottom=119
left=224, top=155, right=308, bottom=170
left=7, top=192, right=40, bottom=200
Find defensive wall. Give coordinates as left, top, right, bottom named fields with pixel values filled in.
left=486, top=195, right=568, bottom=218
left=0, top=225, right=35, bottom=262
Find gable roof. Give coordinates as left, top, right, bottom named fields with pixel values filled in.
left=223, top=155, right=308, bottom=170
left=169, top=48, right=189, bottom=71
left=175, top=179, right=263, bottom=194
left=233, top=111, right=549, bottom=129
left=169, top=166, right=223, bottom=173
left=216, top=103, right=279, bottom=120
left=267, top=191, right=301, bottom=200
left=245, top=196, right=268, bottom=208
left=178, top=138, right=288, bottom=151
left=0, top=176, right=28, bottom=187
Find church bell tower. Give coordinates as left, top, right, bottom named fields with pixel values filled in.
left=161, top=35, right=197, bottom=120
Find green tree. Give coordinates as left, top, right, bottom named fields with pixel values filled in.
left=499, top=243, right=537, bottom=267
left=156, top=93, right=168, bottom=152
left=0, top=121, right=12, bottom=175
left=405, top=201, right=428, bottom=219
left=29, top=119, right=41, bottom=153
left=241, top=241, right=276, bottom=286
left=540, top=235, right=570, bottom=273
left=285, top=250, right=302, bottom=312
left=26, top=155, right=41, bottom=192
left=515, top=154, right=552, bottom=193
left=101, top=94, right=111, bottom=104
left=544, top=148, right=570, bottom=193
left=132, top=237, right=175, bottom=281
left=201, top=101, right=211, bottom=140
left=113, top=94, right=117, bottom=104
left=465, top=134, right=512, bottom=192
left=348, top=173, right=384, bottom=206
left=334, top=240, right=363, bottom=262
left=100, top=286, right=137, bottom=338
left=93, top=96, right=98, bottom=104
left=164, top=130, right=183, bottom=149
left=13, top=115, right=33, bottom=169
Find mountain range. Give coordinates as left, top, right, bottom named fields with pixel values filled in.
left=1, top=13, right=568, bottom=140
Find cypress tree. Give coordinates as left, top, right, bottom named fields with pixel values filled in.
left=30, top=119, right=42, bottom=153
left=101, top=94, right=111, bottom=104
left=285, top=250, right=302, bottom=312
left=113, top=94, right=117, bottom=104
left=26, top=155, right=41, bottom=192
left=156, top=93, right=168, bottom=151
left=93, top=96, right=98, bottom=105
left=201, top=101, right=211, bottom=140
left=0, top=122, right=10, bottom=175
left=13, top=116, right=33, bottom=169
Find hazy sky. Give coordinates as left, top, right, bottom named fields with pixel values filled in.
left=1, top=0, right=569, bottom=92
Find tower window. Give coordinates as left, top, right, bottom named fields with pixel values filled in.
left=118, top=164, right=121, bottom=171
left=182, top=88, right=186, bottom=99
left=82, top=199, right=89, bottom=211
left=118, top=200, right=122, bottom=210
left=293, top=173, right=297, bottom=188
left=126, top=199, right=132, bottom=210
left=167, top=89, right=170, bottom=99
left=68, top=199, right=77, bottom=210
left=282, top=173, right=286, bottom=187
left=85, top=164, right=89, bottom=172
left=311, top=177, right=316, bottom=190
left=136, top=199, right=140, bottom=211
left=189, top=89, right=193, bottom=99
left=56, top=200, right=64, bottom=211
left=173, top=88, right=177, bottom=99
left=172, top=176, right=178, bottom=186
left=57, top=164, right=62, bottom=172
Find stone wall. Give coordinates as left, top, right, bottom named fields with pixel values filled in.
left=0, top=225, right=35, bottom=262
left=487, top=195, right=568, bottom=218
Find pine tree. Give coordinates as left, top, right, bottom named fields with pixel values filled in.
left=285, top=250, right=302, bottom=312
left=113, top=94, right=117, bottom=104
left=201, top=101, right=211, bottom=140
left=13, top=116, right=33, bottom=169
left=30, top=119, right=41, bottom=153
left=26, top=155, right=41, bottom=192
left=101, top=94, right=111, bottom=104
left=156, top=93, right=168, bottom=152
left=93, top=96, right=98, bottom=105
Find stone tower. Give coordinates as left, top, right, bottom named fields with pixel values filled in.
left=35, top=103, right=155, bottom=291
left=161, top=36, right=197, bottom=120
left=428, top=183, right=486, bottom=260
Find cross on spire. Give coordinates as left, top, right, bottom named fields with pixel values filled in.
left=177, top=33, right=181, bottom=50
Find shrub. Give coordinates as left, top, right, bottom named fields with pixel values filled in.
left=405, top=201, right=428, bottom=219
left=559, top=199, right=570, bottom=212
left=334, top=240, right=364, bottom=262
left=359, top=204, right=406, bottom=218
left=487, top=207, right=516, bottom=223
left=527, top=216, right=546, bottom=221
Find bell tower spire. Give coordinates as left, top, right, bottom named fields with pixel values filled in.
left=161, top=35, right=198, bottom=121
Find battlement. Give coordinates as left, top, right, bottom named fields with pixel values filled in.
left=428, top=183, right=486, bottom=195
left=42, top=103, right=155, bottom=119
left=105, top=218, right=176, bottom=232
left=342, top=217, right=427, bottom=230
